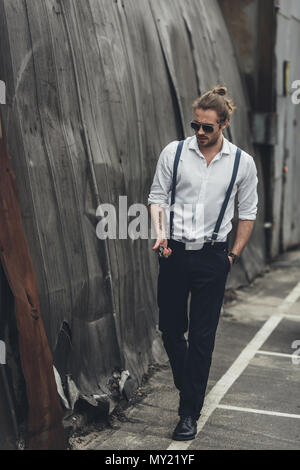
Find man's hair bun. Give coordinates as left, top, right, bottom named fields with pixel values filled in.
left=212, top=86, right=227, bottom=96
left=192, top=85, right=236, bottom=122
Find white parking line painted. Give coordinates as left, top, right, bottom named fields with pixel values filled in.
left=167, top=315, right=284, bottom=450
left=217, top=404, right=300, bottom=420
left=278, top=282, right=300, bottom=313
left=167, top=280, right=300, bottom=450
left=257, top=350, right=295, bottom=359
left=282, top=313, right=300, bottom=320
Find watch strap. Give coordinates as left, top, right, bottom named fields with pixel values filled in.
left=228, top=252, right=240, bottom=264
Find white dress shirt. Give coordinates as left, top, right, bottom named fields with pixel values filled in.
left=148, top=135, right=258, bottom=246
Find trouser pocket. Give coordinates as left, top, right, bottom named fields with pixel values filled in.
left=224, top=251, right=231, bottom=271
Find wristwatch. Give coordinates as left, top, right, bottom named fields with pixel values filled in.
left=228, top=252, right=240, bottom=264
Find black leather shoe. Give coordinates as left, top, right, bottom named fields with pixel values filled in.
left=172, top=416, right=197, bottom=441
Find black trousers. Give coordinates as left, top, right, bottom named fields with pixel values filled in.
left=157, top=239, right=230, bottom=420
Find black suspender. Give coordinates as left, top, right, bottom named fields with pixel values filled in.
left=211, top=147, right=241, bottom=245
left=169, top=142, right=242, bottom=244
left=170, top=140, right=184, bottom=239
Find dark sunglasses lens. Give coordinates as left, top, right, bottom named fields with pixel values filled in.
left=202, top=124, right=214, bottom=133
left=191, top=122, right=214, bottom=133
left=191, top=121, right=200, bottom=132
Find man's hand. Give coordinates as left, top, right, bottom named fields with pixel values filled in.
left=152, top=238, right=172, bottom=258
left=149, top=204, right=172, bottom=258
left=227, top=219, right=255, bottom=270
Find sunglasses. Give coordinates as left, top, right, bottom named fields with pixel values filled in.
left=190, top=120, right=219, bottom=134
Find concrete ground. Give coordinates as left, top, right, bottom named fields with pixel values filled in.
left=70, top=249, right=300, bottom=450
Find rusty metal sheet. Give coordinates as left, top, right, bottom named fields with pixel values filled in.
left=0, top=115, right=65, bottom=449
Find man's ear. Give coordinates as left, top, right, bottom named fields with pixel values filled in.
left=221, top=119, right=229, bottom=131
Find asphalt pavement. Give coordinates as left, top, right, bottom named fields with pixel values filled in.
left=70, top=249, right=300, bottom=451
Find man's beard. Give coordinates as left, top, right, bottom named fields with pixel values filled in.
left=197, top=132, right=220, bottom=148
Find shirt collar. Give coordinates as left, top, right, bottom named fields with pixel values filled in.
left=187, top=135, right=230, bottom=160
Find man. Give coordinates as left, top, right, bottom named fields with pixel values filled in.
left=148, top=86, right=258, bottom=441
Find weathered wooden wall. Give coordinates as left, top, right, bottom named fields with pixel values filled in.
left=274, top=1, right=300, bottom=255
left=220, top=0, right=300, bottom=258
left=0, top=0, right=265, bottom=403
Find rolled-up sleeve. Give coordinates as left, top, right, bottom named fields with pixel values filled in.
left=147, top=142, right=176, bottom=207
left=238, top=155, right=258, bottom=220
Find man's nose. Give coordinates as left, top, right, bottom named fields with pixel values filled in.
left=197, top=125, right=205, bottom=135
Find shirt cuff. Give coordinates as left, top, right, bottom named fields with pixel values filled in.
left=147, top=198, right=169, bottom=207
left=238, top=214, right=257, bottom=220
